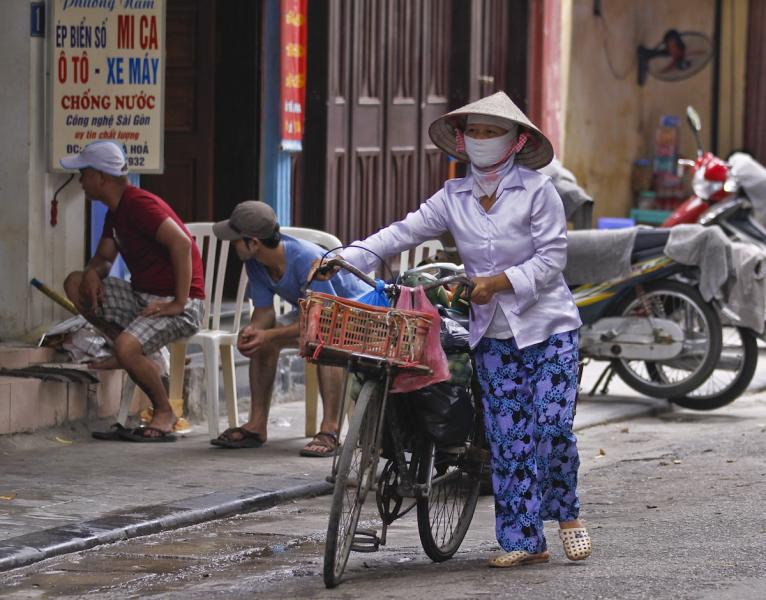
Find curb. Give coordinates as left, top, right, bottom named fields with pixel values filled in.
left=0, top=480, right=332, bottom=573
left=573, top=397, right=671, bottom=432
left=0, top=398, right=665, bottom=573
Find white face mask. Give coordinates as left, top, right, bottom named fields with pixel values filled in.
left=464, top=130, right=515, bottom=167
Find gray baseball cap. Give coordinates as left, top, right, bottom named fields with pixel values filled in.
left=213, top=201, right=278, bottom=240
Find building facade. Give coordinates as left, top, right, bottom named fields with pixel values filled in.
left=0, top=0, right=763, bottom=340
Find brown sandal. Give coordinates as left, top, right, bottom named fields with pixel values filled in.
left=300, top=431, right=339, bottom=457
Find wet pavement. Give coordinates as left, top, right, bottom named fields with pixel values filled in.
left=2, top=391, right=766, bottom=599
left=0, top=361, right=712, bottom=572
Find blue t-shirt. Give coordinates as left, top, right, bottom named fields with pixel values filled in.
left=245, top=234, right=369, bottom=309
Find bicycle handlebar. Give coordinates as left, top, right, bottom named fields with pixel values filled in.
left=312, top=256, right=473, bottom=299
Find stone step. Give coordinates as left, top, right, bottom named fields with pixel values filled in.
left=0, top=345, right=143, bottom=435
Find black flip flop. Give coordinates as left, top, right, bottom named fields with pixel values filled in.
left=91, top=423, right=128, bottom=441
left=118, top=426, right=177, bottom=443
left=210, top=427, right=265, bottom=449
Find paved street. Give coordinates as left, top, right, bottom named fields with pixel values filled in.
left=2, top=387, right=765, bottom=599
left=0, top=359, right=668, bottom=565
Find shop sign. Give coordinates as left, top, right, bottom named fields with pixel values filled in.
left=280, top=0, right=306, bottom=152
left=49, top=0, right=165, bottom=173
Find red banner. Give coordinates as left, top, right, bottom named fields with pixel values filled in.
left=280, top=0, right=306, bottom=149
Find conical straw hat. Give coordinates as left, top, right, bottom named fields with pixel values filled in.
left=428, top=91, right=554, bottom=170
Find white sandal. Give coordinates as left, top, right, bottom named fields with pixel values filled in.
left=558, top=527, right=592, bottom=561
left=488, top=550, right=550, bottom=568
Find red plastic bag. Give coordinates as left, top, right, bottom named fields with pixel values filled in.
left=390, top=285, right=450, bottom=394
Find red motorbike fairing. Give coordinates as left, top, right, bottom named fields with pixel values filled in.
left=661, top=195, right=708, bottom=227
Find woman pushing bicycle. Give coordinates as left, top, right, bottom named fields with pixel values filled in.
left=311, top=92, right=592, bottom=568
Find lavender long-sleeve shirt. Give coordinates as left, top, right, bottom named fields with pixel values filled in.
left=340, top=165, right=582, bottom=349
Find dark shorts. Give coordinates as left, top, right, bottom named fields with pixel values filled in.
left=98, top=277, right=204, bottom=355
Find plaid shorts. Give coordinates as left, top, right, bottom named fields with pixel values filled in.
left=98, top=277, right=204, bottom=355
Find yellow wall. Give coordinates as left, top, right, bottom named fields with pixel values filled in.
left=561, top=0, right=718, bottom=222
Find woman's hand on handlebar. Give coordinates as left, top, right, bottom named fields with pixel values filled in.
left=470, top=273, right=511, bottom=305
left=308, top=257, right=341, bottom=282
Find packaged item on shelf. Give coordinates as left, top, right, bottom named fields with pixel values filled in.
left=636, top=190, right=657, bottom=210
left=631, top=159, right=653, bottom=193
left=654, top=115, right=680, bottom=160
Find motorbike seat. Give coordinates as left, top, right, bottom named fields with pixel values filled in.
left=631, top=228, right=670, bottom=263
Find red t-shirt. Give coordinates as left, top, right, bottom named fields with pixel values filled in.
left=102, top=186, right=205, bottom=299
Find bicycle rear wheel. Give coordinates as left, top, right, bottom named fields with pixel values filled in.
left=324, top=379, right=383, bottom=588
left=416, top=401, right=483, bottom=562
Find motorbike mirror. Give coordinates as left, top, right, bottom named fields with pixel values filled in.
left=686, top=106, right=704, bottom=157
left=686, top=106, right=702, bottom=132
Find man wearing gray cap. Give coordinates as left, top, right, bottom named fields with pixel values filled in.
left=211, top=201, right=366, bottom=455
left=60, top=141, right=205, bottom=442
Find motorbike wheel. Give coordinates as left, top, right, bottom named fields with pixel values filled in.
left=654, top=326, right=759, bottom=410
left=609, top=280, right=723, bottom=398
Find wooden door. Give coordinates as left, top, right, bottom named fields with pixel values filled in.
left=304, top=0, right=528, bottom=243
left=419, top=0, right=453, bottom=200
left=745, top=0, right=766, bottom=163
left=470, top=0, right=528, bottom=109
left=141, top=0, right=215, bottom=222
left=306, top=0, right=453, bottom=243
left=348, top=0, right=386, bottom=241
left=386, top=0, right=420, bottom=224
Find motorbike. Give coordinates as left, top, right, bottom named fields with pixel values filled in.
left=569, top=228, right=723, bottom=402
left=403, top=231, right=724, bottom=405
left=657, top=105, right=764, bottom=409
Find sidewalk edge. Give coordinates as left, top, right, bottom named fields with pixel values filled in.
left=0, top=399, right=666, bottom=573
left=573, top=399, right=670, bottom=432
left=0, top=480, right=332, bottom=573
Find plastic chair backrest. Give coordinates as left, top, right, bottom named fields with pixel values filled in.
left=186, top=222, right=248, bottom=333
left=398, top=239, right=444, bottom=275
left=275, top=227, right=343, bottom=316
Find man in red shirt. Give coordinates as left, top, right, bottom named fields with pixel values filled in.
left=61, top=142, right=205, bottom=442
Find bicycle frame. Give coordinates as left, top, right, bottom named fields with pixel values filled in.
left=309, top=258, right=485, bottom=558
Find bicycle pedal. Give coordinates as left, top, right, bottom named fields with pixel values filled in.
left=351, top=528, right=380, bottom=553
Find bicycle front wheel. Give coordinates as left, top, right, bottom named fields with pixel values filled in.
left=415, top=385, right=483, bottom=563
left=324, top=378, right=384, bottom=588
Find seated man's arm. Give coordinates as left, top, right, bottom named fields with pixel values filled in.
left=87, top=237, right=119, bottom=277
left=78, top=237, right=118, bottom=312
left=144, top=218, right=192, bottom=317
left=238, top=305, right=299, bottom=357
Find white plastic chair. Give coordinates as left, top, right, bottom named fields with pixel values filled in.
left=280, top=226, right=343, bottom=437
left=168, top=223, right=250, bottom=438
left=398, top=239, right=445, bottom=275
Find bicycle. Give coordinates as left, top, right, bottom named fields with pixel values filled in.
left=299, top=257, right=488, bottom=588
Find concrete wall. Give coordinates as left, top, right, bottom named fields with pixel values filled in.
left=561, top=0, right=718, bottom=222
left=0, top=1, right=84, bottom=341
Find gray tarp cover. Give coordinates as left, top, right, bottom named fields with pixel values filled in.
left=564, top=227, right=638, bottom=285
left=664, top=224, right=766, bottom=332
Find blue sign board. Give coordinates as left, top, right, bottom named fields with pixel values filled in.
left=31, top=3, right=45, bottom=37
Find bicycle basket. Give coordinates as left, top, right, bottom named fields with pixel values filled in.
left=299, top=291, right=434, bottom=367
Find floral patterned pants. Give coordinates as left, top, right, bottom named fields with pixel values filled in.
left=474, top=330, right=581, bottom=554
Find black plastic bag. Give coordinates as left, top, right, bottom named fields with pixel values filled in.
left=413, top=381, right=474, bottom=447
left=440, top=316, right=470, bottom=353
